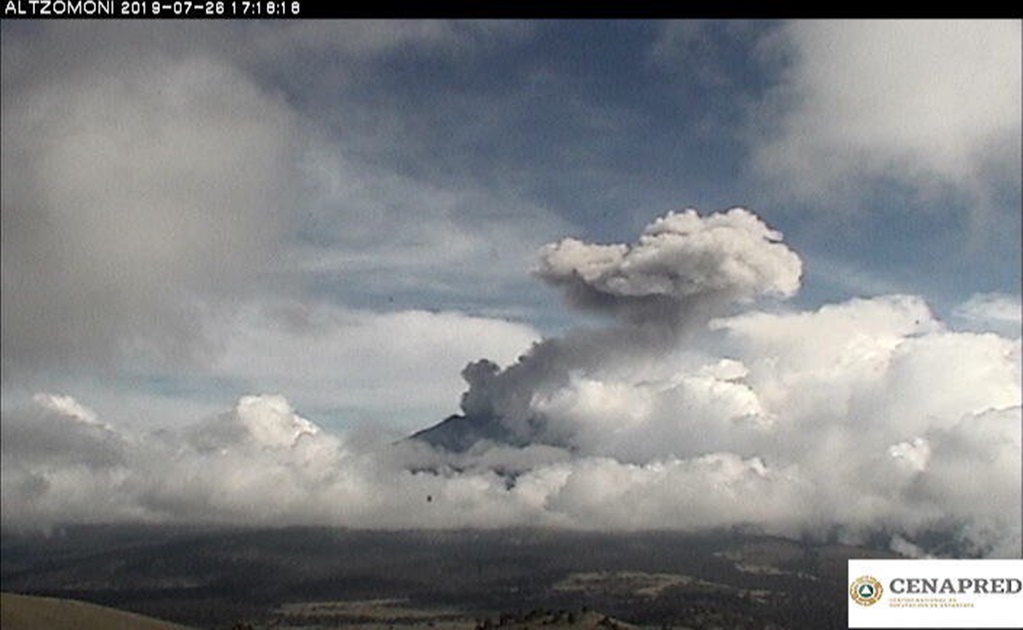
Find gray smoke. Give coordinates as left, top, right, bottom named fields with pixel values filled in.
left=535, top=208, right=802, bottom=327
left=458, top=208, right=803, bottom=442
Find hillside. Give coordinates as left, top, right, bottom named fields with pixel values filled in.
left=0, top=592, right=192, bottom=630
left=3, top=526, right=898, bottom=629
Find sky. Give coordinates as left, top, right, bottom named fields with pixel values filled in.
left=1, top=20, right=1021, bottom=556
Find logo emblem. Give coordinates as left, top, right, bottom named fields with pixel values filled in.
left=849, top=575, right=884, bottom=606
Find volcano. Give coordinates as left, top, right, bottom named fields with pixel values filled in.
left=409, top=413, right=525, bottom=453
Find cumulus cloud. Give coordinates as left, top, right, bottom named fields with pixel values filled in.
left=187, top=395, right=321, bottom=452
left=3, top=207, right=1018, bottom=558
left=753, top=20, right=1021, bottom=200
left=535, top=208, right=802, bottom=327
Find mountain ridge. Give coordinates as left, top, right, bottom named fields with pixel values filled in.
left=409, top=413, right=526, bottom=453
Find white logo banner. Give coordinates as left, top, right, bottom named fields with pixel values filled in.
left=849, top=559, right=1023, bottom=628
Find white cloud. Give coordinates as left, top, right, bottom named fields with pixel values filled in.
left=209, top=302, right=542, bottom=428
left=754, top=20, right=1021, bottom=200
left=31, top=393, right=104, bottom=428
left=187, top=395, right=321, bottom=452
left=0, top=20, right=557, bottom=384
left=2, top=306, right=1018, bottom=553
left=1, top=46, right=304, bottom=376
left=952, top=292, right=1022, bottom=338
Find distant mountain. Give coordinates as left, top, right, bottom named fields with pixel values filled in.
left=1, top=593, right=192, bottom=630
left=409, top=413, right=525, bottom=452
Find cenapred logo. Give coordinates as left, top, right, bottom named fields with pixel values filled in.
left=849, top=559, right=1023, bottom=628
left=850, top=575, right=884, bottom=606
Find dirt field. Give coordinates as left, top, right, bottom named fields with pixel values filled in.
left=1, top=592, right=192, bottom=630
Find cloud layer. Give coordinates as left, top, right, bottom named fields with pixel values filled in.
left=0, top=21, right=557, bottom=382
left=209, top=303, right=542, bottom=428
left=754, top=20, right=1021, bottom=200
left=4, top=209, right=1018, bottom=559
left=1, top=42, right=303, bottom=376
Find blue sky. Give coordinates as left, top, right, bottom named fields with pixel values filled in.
left=2, top=19, right=1020, bottom=432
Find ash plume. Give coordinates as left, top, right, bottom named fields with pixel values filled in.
left=535, top=208, right=802, bottom=328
